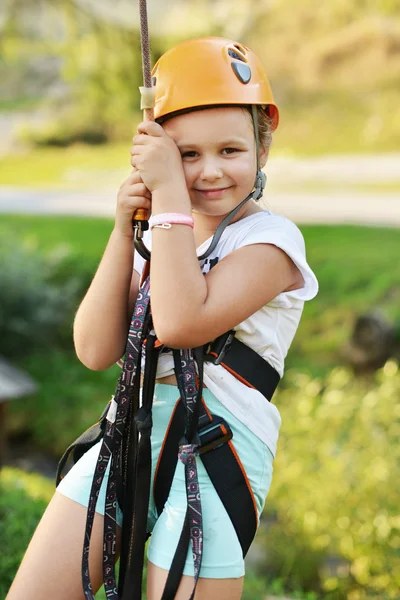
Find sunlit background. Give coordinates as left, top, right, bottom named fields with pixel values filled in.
left=0, top=1, right=399, bottom=599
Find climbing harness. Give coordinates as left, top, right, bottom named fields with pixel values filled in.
left=57, top=4, right=282, bottom=597
left=57, top=270, right=280, bottom=599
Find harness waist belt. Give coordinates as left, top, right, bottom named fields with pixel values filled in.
left=205, top=332, right=280, bottom=401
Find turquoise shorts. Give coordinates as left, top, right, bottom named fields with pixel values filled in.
left=57, top=384, right=274, bottom=579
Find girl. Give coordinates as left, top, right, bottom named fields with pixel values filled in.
left=7, top=37, right=318, bottom=600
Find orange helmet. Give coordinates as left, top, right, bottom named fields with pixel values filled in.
left=151, top=37, right=279, bottom=131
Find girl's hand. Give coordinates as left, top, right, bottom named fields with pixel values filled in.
left=115, top=169, right=152, bottom=238
left=130, top=121, right=186, bottom=192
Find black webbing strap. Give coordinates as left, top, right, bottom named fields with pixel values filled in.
left=205, top=331, right=280, bottom=401
left=116, top=316, right=149, bottom=595
left=153, top=398, right=258, bottom=559
left=120, top=330, right=160, bottom=599
left=201, top=421, right=257, bottom=556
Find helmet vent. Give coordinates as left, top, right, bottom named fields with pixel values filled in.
left=228, top=48, right=246, bottom=62
left=231, top=61, right=251, bottom=84
left=233, top=43, right=247, bottom=54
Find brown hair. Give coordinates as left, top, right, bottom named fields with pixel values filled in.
left=243, top=106, right=273, bottom=150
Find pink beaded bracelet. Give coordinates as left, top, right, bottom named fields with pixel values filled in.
left=149, top=213, right=194, bottom=230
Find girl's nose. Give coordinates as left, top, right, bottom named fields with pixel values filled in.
left=200, top=158, right=223, bottom=181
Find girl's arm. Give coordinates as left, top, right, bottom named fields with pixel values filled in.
left=73, top=170, right=150, bottom=370
left=73, top=230, right=140, bottom=370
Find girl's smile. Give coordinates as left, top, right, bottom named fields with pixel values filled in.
left=194, top=186, right=233, bottom=198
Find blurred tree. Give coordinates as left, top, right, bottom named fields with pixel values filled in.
left=0, top=238, right=78, bottom=358
left=1, top=0, right=399, bottom=147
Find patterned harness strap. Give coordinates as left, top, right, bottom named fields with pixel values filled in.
left=159, top=348, right=205, bottom=600
left=81, top=275, right=206, bottom=600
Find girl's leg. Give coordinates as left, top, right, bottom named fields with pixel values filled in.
left=147, top=562, right=244, bottom=600
left=6, top=491, right=121, bottom=600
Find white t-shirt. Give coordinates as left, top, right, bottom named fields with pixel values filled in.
left=134, top=210, right=319, bottom=457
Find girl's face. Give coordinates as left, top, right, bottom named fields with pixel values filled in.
left=162, top=107, right=268, bottom=217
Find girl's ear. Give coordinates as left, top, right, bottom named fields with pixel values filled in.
left=259, top=146, right=269, bottom=169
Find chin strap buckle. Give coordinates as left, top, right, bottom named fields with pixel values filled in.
left=253, top=170, right=266, bottom=201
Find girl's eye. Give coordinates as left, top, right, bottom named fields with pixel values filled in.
left=181, top=148, right=241, bottom=158
left=181, top=151, right=197, bottom=158
left=222, top=148, right=239, bottom=155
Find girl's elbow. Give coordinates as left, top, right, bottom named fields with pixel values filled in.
left=75, top=349, right=109, bottom=371
left=74, top=343, right=119, bottom=371
left=155, top=322, right=209, bottom=350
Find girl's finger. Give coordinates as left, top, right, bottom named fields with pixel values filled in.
left=130, top=144, right=147, bottom=156
left=130, top=156, right=145, bottom=170
left=118, top=195, right=151, bottom=211
left=127, top=185, right=151, bottom=199
left=136, top=121, right=164, bottom=136
left=130, top=144, right=144, bottom=155
left=125, top=169, right=144, bottom=185
left=132, top=134, right=154, bottom=146
left=128, top=197, right=151, bottom=210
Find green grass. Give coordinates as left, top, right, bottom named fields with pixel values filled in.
left=0, top=213, right=114, bottom=261
left=0, top=96, right=42, bottom=112
left=287, top=225, right=400, bottom=377
left=0, top=143, right=130, bottom=189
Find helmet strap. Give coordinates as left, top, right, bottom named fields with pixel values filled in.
left=251, top=105, right=266, bottom=201
left=251, top=105, right=261, bottom=173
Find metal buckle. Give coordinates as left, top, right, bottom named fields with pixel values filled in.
left=198, top=414, right=233, bottom=454
left=205, top=330, right=235, bottom=365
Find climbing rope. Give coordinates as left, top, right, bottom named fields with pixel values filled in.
left=132, top=0, right=155, bottom=260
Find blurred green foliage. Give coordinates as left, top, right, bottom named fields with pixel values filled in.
left=7, top=348, right=120, bottom=455
left=0, top=235, right=80, bottom=357
left=257, top=361, right=400, bottom=599
left=0, top=468, right=53, bottom=598
left=0, top=468, right=126, bottom=599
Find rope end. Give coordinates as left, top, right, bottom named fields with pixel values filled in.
left=139, top=86, right=156, bottom=110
